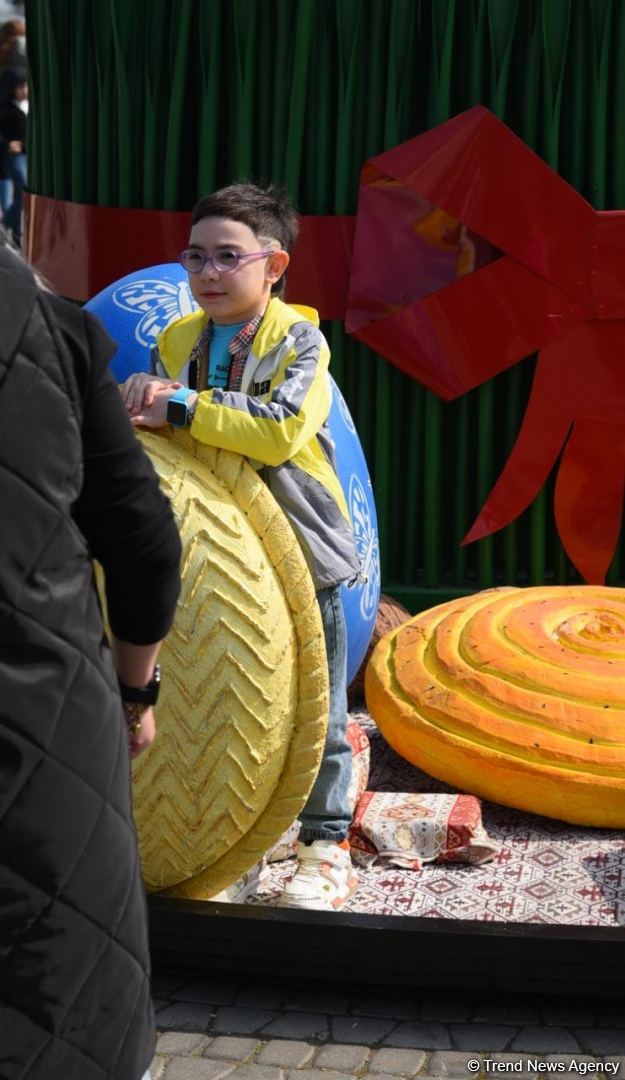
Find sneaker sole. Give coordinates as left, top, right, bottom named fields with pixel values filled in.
left=331, top=874, right=359, bottom=910
left=277, top=876, right=358, bottom=911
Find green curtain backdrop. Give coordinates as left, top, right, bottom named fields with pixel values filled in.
left=25, top=0, right=625, bottom=608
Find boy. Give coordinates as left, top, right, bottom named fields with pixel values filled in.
left=122, top=183, right=361, bottom=910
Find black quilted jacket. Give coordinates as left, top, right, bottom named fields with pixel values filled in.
left=0, top=250, right=181, bottom=1080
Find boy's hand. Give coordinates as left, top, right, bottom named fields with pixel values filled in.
left=121, top=373, right=180, bottom=416
left=131, top=385, right=179, bottom=429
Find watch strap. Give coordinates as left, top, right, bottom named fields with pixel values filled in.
left=118, top=664, right=161, bottom=705
left=167, top=386, right=198, bottom=427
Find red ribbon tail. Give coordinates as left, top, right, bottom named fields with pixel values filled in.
left=554, top=417, right=625, bottom=584
left=463, top=363, right=571, bottom=545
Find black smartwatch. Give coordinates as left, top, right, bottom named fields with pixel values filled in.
left=118, top=664, right=161, bottom=706
left=166, top=387, right=199, bottom=427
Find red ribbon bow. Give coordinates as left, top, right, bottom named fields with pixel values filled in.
left=346, top=105, right=625, bottom=584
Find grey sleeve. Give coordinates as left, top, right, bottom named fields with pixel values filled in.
left=150, top=345, right=169, bottom=377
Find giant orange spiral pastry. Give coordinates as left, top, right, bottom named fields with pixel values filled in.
left=365, top=586, right=625, bottom=827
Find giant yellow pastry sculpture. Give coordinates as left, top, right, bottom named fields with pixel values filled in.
left=366, top=586, right=625, bottom=827
left=127, top=429, right=329, bottom=898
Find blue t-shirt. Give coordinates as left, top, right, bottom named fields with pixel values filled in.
left=208, top=321, right=247, bottom=388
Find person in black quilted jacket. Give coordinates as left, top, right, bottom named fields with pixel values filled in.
left=0, top=236, right=182, bottom=1080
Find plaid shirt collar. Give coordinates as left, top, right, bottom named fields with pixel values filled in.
left=198, top=310, right=264, bottom=356
left=227, top=312, right=264, bottom=356
left=189, top=309, right=265, bottom=392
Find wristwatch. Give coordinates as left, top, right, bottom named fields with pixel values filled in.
left=118, top=664, right=161, bottom=706
left=166, top=386, right=199, bottom=427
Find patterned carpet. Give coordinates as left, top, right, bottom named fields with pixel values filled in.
left=250, top=712, right=625, bottom=926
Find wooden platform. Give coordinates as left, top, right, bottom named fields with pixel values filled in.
left=148, top=713, right=625, bottom=995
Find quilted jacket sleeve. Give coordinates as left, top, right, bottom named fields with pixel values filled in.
left=68, top=307, right=182, bottom=644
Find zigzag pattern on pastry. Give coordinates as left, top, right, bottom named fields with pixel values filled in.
left=126, top=429, right=328, bottom=896
left=366, top=586, right=625, bottom=827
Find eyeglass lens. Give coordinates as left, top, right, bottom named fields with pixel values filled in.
left=180, top=248, right=241, bottom=273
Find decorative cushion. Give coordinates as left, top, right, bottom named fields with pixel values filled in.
left=208, top=858, right=270, bottom=903
left=346, top=719, right=371, bottom=812
left=266, top=821, right=301, bottom=863
left=349, top=791, right=497, bottom=869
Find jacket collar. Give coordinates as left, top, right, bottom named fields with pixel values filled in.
left=156, top=296, right=321, bottom=379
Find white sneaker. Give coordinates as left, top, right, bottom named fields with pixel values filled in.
left=278, top=840, right=358, bottom=910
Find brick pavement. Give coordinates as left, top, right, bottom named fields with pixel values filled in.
left=149, top=973, right=625, bottom=1080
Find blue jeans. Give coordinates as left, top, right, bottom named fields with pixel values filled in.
left=299, top=585, right=353, bottom=843
left=3, top=153, right=26, bottom=239
left=0, top=177, right=12, bottom=213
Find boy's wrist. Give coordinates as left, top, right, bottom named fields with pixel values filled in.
left=166, top=387, right=199, bottom=427
left=187, top=392, right=199, bottom=424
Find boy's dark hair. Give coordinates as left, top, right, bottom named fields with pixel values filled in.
left=191, top=183, right=299, bottom=296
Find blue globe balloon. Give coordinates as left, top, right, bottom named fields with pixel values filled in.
left=85, top=264, right=380, bottom=683
left=327, top=377, right=381, bottom=682
left=85, top=263, right=196, bottom=382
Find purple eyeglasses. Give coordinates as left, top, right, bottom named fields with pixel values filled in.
left=179, top=246, right=275, bottom=274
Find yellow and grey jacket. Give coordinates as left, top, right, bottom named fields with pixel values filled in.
left=154, top=296, right=361, bottom=589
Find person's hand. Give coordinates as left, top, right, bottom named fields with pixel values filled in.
left=121, top=373, right=180, bottom=416
left=131, top=384, right=179, bottom=429
left=129, top=706, right=156, bottom=758
left=8, top=141, right=22, bottom=154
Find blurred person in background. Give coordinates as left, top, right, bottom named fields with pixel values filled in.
left=0, top=232, right=181, bottom=1080
left=0, top=17, right=25, bottom=71
left=0, top=16, right=26, bottom=220
left=0, top=64, right=27, bottom=243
